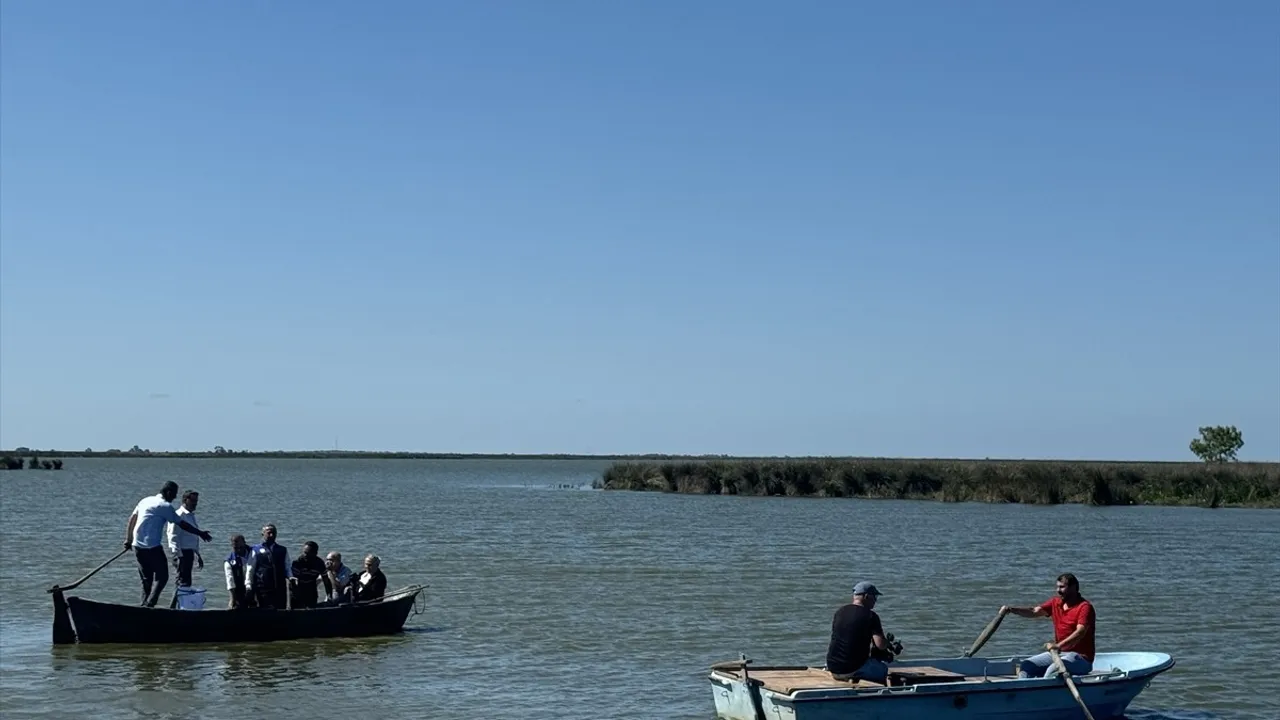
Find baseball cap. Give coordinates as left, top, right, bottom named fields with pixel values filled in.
left=852, top=581, right=882, bottom=596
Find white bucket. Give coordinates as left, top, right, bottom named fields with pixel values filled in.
left=176, top=586, right=206, bottom=611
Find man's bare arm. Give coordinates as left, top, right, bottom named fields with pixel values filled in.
left=1000, top=604, right=1048, bottom=619
left=124, top=512, right=138, bottom=549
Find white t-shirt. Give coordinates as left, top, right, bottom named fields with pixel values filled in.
left=132, top=494, right=182, bottom=549
left=167, top=506, right=201, bottom=553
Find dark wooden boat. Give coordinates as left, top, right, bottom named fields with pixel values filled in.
left=50, top=584, right=426, bottom=645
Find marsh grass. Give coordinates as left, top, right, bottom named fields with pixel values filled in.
left=595, top=458, right=1280, bottom=508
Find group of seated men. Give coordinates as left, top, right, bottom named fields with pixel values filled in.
left=222, top=523, right=389, bottom=610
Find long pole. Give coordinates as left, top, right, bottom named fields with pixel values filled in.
left=47, top=547, right=131, bottom=594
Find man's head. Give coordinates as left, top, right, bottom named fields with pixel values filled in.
left=364, top=554, right=380, bottom=572
left=852, top=581, right=881, bottom=609
left=231, top=534, right=248, bottom=554
left=262, top=524, right=277, bottom=543
left=160, top=481, right=179, bottom=502
left=1056, top=573, right=1081, bottom=601
left=181, top=490, right=199, bottom=511
left=302, top=541, right=319, bottom=558
left=325, top=551, right=343, bottom=570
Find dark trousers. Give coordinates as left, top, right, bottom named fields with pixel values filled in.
left=176, top=549, right=195, bottom=586
left=168, top=550, right=196, bottom=608
left=135, top=546, right=169, bottom=607
left=255, top=585, right=288, bottom=610
left=291, top=583, right=318, bottom=609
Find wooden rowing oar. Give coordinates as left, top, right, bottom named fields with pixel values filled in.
left=47, top=547, right=131, bottom=594
left=963, top=608, right=1008, bottom=657
left=48, top=547, right=131, bottom=646
left=1049, top=647, right=1097, bottom=720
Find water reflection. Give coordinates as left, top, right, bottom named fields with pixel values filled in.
left=49, top=634, right=415, bottom=690
left=1128, top=710, right=1226, bottom=720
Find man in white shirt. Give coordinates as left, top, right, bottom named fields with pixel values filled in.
left=224, top=534, right=253, bottom=608
left=166, top=490, right=205, bottom=606
left=124, top=481, right=212, bottom=607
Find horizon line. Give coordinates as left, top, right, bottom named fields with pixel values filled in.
left=3, top=448, right=1278, bottom=465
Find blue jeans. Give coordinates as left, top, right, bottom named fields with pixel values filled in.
left=831, top=658, right=889, bottom=683
left=1018, top=651, right=1091, bottom=678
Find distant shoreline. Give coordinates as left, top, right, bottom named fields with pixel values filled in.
left=5, top=450, right=1277, bottom=507
left=3, top=448, right=1280, bottom=464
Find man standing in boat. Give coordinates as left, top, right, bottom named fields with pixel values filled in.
left=246, top=524, right=294, bottom=609
left=289, top=541, right=333, bottom=609
left=123, top=481, right=213, bottom=607
left=165, top=490, right=204, bottom=607
left=825, top=581, right=893, bottom=684
left=999, top=572, right=1097, bottom=678
left=224, top=534, right=254, bottom=609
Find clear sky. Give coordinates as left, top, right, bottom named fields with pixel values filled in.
left=2, top=2, right=1277, bottom=460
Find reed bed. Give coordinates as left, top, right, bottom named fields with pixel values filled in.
left=595, top=458, right=1280, bottom=508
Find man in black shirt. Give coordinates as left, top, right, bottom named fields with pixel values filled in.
left=825, top=581, right=891, bottom=684
left=289, top=541, right=334, bottom=609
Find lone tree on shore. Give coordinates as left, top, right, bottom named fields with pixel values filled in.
left=1189, top=425, right=1244, bottom=463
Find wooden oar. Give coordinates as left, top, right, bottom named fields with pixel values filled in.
left=47, top=548, right=131, bottom=594
left=1049, top=647, right=1097, bottom=720
left=963, top=608, right=1007, bottom=657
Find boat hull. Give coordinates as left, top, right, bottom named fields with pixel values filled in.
left=710, top=652, right=1174, bottom=720
left=63, top=586, right=424, bottom=644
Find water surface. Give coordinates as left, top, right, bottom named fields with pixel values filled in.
left=1, top=458, right=1276, bottom=719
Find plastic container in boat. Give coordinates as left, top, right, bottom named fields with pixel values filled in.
left=176, top=586, right=206, bottom=611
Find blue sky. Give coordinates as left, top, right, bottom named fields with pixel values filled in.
left=2, top=2, right=1277, bottom=459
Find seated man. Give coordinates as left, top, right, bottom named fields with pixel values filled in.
left=325, top=551, right=353, bottom=604
left=999, top=573, right=1097, bottom=678
left=350, top=554, right=388, bottom=602
left=289, top=541, right=333, bottom=609
left=825, top=582, right=891, bottom=684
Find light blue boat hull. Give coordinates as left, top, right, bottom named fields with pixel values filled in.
left=710, top=652, right=1175, bottom=720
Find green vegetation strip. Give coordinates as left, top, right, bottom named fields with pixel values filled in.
left=595, top=458, right=1280, bottom=508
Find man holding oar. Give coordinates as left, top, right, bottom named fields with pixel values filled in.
left=999, top=572, right=1097, bottom=678
left=825, top=581, right=893, bottom=684
left=124, top=481, right=213, bottom=607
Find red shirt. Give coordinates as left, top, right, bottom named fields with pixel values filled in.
left=1037, top=596, right=1096, bottom=661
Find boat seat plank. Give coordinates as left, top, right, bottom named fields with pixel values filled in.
left=720, top=667, right=884, bottom=693
left=887, top=665, right=969, bottom=685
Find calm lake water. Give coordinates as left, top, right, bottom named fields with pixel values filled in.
left=1, top=458, right=1277, bottom=719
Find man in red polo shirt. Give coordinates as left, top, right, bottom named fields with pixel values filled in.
left=999, top=572, right=1096, bottom=678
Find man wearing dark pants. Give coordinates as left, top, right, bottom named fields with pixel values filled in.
left=124, top=481, right=212, bottom=607
left=166, top=490, right=204, bottom=608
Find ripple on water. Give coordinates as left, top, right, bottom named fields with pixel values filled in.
left=0, top=460, right=1278, bottom=720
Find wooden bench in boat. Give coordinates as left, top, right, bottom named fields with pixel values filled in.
left=887, top=665, right=969, bottom=686
left=716, top=667, right=885, bottom=693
